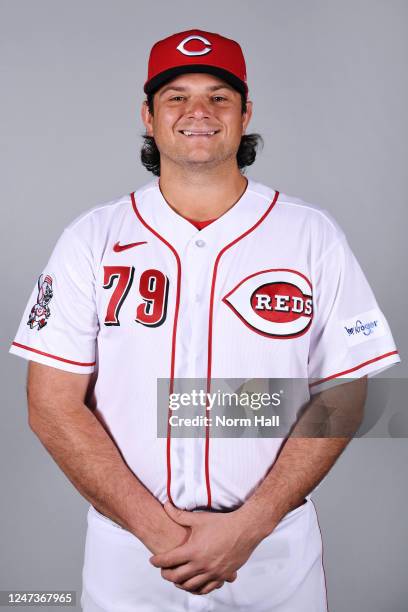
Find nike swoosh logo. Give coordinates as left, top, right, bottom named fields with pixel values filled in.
left=113, top=241, right=147, bottom=252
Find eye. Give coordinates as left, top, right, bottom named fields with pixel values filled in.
left=213, top=95, right=227, bottom=102
left=169, top=96, right=185, bottom=102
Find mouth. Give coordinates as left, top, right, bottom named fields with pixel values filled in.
left=179, top=130, right=220, bottom=137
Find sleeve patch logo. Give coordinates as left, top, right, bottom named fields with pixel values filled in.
left=222, top=269, right=313, bottom=339
left=343, top=308, right=386, bottom=347
left=27, top=273, right=54, bottom=330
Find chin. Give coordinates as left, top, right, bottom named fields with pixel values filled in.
left=177, top=152, right=218, bottom=164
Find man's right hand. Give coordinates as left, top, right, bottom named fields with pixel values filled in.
left=137, top=507, right=237, bottom=595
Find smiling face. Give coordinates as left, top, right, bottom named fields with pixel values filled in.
left=141, top=72, right=252, bottom=173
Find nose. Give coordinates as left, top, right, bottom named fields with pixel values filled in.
left=185, top=96, right=211, bottom=119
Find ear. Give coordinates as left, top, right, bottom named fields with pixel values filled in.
left=141, top=99, right=154, bottom=137
left=241, top=99, right=253, bottom=135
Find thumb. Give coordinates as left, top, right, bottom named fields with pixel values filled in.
left=164, top=501, right=196, bottom=527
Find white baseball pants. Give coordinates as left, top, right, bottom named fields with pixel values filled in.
left=80, top=498, right=328, bottom=612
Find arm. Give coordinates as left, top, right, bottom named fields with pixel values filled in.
left=26, top=361, right=189, bottom=554
left=150, top=376, right=367, bottom=594
left=235, top=375, right=368, bottom=538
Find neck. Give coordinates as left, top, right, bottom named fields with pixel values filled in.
left=158, top=160, right=249, bottom=221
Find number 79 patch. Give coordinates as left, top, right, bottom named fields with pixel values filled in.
left=103, top=266, right=169, bottom=327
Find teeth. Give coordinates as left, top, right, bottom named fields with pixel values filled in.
left=182, top=130, right=216, bottom=136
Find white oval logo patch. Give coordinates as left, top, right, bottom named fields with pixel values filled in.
left=223, top=269, right=313, bottom=338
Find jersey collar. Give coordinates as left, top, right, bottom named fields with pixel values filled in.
left=132, top=177, right=278, bottom=254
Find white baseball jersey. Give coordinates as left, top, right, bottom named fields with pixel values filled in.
left=9, top=177, right=400, bottom=511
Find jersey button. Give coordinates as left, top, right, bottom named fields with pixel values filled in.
left=195, top=239, right=206, bottom=248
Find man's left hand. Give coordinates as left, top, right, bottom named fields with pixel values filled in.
left=149, top=501, right=262, bottom=594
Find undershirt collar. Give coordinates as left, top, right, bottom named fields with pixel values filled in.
left=183, top=216, right=218, bottom=230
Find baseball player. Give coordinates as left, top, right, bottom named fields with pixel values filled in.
left=9, top=29, right=401, bottom=611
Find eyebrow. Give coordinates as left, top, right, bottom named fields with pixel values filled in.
left=158, top=84, right=236, bottom=97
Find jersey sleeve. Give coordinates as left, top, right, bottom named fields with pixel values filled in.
left=308, top=234, right=401, bottom=394
left=8, top=227, right=99, bottom=374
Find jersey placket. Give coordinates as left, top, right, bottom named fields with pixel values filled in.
left=172, top=233, right=215, bottom=510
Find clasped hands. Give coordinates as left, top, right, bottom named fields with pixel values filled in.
left=149, top=501, right=261, bottom=596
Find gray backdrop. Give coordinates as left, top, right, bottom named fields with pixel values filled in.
left=2, top=1, right=407, bottom=611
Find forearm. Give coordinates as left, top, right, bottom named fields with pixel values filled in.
left=235, top=378, right=367, bottom=541
left=28, top=397, right=184, bottom=552
left=236, top=436, right=350, bottom=541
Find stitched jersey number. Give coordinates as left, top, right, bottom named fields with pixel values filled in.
left=103, top=266, right=168, bottom=327
left=103, top=266, right=135, bottom=326
left=136, top=269, right=169, bottom=327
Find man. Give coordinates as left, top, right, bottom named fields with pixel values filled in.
left=9, top=29, right=400, bottom=611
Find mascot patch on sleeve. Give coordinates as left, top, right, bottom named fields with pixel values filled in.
left=27, top=274, right=54, bottom=330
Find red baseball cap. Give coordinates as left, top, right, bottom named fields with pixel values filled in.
left=144, top=29, right=248, bottom=99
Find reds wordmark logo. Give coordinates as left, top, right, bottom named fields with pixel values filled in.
left=223, top=269, right=313, bottom=339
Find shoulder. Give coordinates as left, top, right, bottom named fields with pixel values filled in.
left=250, top=179, right=347, bottom=244
left=63, top=194, right=131, bottom=237
left=61, top=179, right=157, bottom=241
